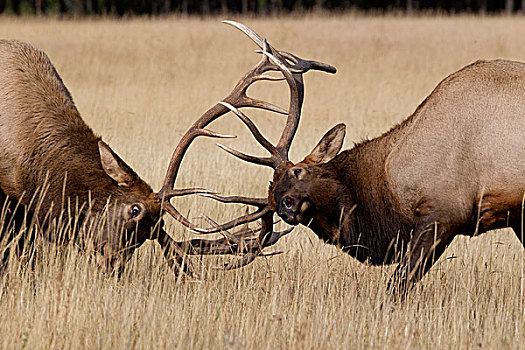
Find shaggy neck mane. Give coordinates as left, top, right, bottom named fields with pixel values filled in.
left=312, top=127, right=414, bottom=265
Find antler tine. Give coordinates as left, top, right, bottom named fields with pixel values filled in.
left=252, top=48, right=300, bottom=161
left=198, top=193, right=267, bottom=206
left=222, top=20, right=265, bottom=49
left=242, top=96, right=288, bottom=115
left=218, top=101, right=282, bottom=168
left=280, top=51, right=337, bottom=74
left=216, top=143, right=276, bottom=168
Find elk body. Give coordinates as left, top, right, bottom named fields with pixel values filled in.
left=269, top=59, right=525, bottom=290
left=164, top=23, right=525, bottom=292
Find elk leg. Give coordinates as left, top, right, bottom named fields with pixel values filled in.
left=0, top=189, right=31, bottom=269
left=389, top=217, right=455, bottom=295
left=0, top=188, right=13, bottom=267
left=0, top=196, right=9, bottom=268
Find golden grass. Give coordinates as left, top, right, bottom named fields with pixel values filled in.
left=1, top=15, right=525, bottom=349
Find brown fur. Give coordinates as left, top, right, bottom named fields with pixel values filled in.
left=269, top=59, right=525, bottom=291
left=0, top=40, right=166, bottom=271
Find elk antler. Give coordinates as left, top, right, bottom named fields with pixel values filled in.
left=157, top=21, right=336, bottom=268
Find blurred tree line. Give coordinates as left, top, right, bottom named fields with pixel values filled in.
left=0, top=0, right=524, bottom=15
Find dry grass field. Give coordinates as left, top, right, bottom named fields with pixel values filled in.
left=1, top=15, right=525, bottom=349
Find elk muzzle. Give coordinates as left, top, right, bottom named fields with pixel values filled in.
left=278, top=195, right=312, bottom=225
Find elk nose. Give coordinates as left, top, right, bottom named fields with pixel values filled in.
left=282, top=197, right=294, bottom=211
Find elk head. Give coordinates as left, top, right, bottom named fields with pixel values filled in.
left=268, top=124, right=346, bottom=226
left=157, top=21, right=337, bottom=269
left=88, top=140, right=164, bottom=266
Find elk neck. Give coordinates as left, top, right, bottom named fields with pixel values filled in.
left=311, top=130, right=413, bottom=265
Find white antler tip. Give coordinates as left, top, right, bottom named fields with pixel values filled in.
left=218, top=101, right=237, bottom=111
left=198, top=193, right=218, bottom=199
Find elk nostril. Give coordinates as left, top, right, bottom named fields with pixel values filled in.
left=282, top=197, right=294, bottom=210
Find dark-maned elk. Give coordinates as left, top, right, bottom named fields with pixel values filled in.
left=0, top=21, right=335, bottom=274
left=164, top=23, right=525, bottom=293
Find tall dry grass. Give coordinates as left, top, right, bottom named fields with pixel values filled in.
left=0, top=15, right=525, bottom=349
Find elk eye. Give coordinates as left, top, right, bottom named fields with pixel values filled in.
left=293, top=168, right=302, bottom=178
left=283, top=197, right=294, bottom=210
left=130, top=204, right=141, bottom=219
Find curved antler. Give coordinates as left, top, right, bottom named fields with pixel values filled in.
left=157, top=21, right=336, bottom=267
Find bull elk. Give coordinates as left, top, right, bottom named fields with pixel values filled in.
left=166, top=23, right=525, bottom=292
left=0, top=38, right=190, bottom=272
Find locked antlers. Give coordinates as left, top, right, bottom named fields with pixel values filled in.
left=158, top=21, right=336, bottom=268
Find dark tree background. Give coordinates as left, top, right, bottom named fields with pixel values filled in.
left=0, top=0, right=523, bottom=15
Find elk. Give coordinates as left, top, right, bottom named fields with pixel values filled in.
left=0, top=38, right=187, bottom=271
left=165, top=23, right=525, bottom=292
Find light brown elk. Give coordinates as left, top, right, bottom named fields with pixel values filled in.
left=0, top=38, right=189, bottom=271
left=1, top=21, right=331, bottom=273
left=166, top=23, right=525, bottom=292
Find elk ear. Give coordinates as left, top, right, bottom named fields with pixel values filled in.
left=303, top=123, right=346, bottom=165
left=98, top=140, right=134, bottom=188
